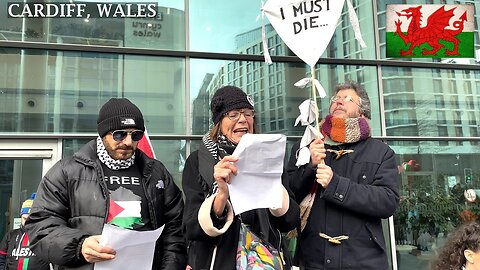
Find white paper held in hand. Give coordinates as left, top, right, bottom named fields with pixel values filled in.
left=228, top=134, right=286, bottom=215
left=94, top=224, right=164, bottom=270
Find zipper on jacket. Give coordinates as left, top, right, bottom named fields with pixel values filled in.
left=142, top=161, right=157, bottom=229
left=94, top=159, right=110, bottom=222
left=73, top=140, right=110, bottom=222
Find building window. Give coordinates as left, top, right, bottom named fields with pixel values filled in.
left=466, top=96, right=474, bottom=110
left=450, top=96, right=459, bottom=109
left=470, top=127, right=479, bottom=145
left=454, top=111, right=462, bottom=125
left=437, top=111, right=446, bottom=125
left=468, top=111, right=476, bottom=125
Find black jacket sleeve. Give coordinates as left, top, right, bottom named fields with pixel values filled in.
left=183, top=150, right=300, bottom=237
left=152, top=161, right=188, bottom=270
left=182, top=151, right=219, bottom=243
left=25, top=160, right=91, bottom=267
left=0, top=230, right=10, bottom=270
left=287, top=138, right=400, bottom=219
left=286, top=140, right=317, bottom=203
left=320, top=144, right=400, bottom=218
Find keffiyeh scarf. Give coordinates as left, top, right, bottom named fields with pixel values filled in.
left=96, top=137, right=135, bottom=170
left=201, top=133, right=237, bottom=195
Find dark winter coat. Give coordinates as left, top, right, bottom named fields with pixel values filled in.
left=182, top=143, right=300, bottom=270
left=25, top=140, right=187, bottom=270
left=287, top=137, right=400, bottom=270
left=0, top=227, right=50, bottom=270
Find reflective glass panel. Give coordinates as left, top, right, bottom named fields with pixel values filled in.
left=0, top=1, right=185, bottom=50
left=0, top=49, right=185, bottom=134
left=189, top=0, right=376, bottom=59
left=389, top=140, right=480, bottom=270
left=190, top=59, right=380, bottom=136
left=0, top=159, right=42, bottom=239
left=383, top=67, right=480, bottom=138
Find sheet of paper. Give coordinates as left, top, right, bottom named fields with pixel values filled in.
left=228, top=133, right=286, bottom=215
left=94, top=224, right=164, bottom=270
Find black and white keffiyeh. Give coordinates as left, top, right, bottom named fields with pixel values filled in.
left=96, top=137, right=135, bottom=170
left=201, top=133, right=237, bottom=196
left=202, top=134, right=220, bottom=195
left=202, top=133, right=221, bottom=161
left=201, top=133, right=237, bottom=161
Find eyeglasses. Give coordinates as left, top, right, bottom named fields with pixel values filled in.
left=225, top=109, right=255, bottom=121
left=110, top=130, right=144, bottom=142
left=330, top=95, right=360, bottom=106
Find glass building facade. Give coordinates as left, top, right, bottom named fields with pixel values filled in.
left=1, top=0, right=480, bottom=269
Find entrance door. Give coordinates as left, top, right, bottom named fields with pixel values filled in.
left=0, top=139, right=61, bottom=239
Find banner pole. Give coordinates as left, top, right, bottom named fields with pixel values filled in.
left=310, top=65, right=320, bottom=133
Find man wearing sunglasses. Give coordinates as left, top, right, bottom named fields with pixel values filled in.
left=25, top=98, right=187, bottom=270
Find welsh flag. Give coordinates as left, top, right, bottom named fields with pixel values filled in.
left=386, top=4, right=474, bottom=58
left=107, top=187, right=144, bottom=229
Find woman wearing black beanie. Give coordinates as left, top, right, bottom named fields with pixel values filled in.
left=182, top=85, right=300, bottom=270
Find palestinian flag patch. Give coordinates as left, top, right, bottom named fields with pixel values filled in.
left=107, top=187, right=144, bottom=229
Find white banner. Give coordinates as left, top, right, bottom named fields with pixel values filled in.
left=263, top=0, right=345, bottom=67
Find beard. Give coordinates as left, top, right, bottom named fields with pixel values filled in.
left=331, top=106, right=361, bottom=118
left=102, top=138, right=135, bottom=160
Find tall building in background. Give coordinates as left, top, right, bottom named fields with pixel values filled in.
left=192, top=73, right=214, bottom=133
left=0, top=4, right=187, bottom=191
left=195, top=24, right=311, bottom=135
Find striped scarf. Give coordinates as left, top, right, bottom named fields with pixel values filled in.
left=201, top=133, right=237, bottom=161
left=201, top=133, right=236, bottom=195
left=202, top=134, right=221, bottom=161
left=321, top=114, right=370, bottom=144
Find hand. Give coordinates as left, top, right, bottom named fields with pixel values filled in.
left=212, top=155, right=238, bottom=216
left=213, top=155, right=239, bottom=187
left=316, top=163, right=333, bottom=188
left=81, top=235, right=116, bottom=263
left=309, top=138, right=326, bottom=166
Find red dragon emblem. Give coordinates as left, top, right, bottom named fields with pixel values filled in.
left=394, top=5, right=467, bottom=57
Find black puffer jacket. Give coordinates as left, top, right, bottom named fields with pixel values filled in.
left=25, top=140, right=187, bottom=270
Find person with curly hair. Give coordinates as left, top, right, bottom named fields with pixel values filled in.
left=287, top=81, right=400, bottom=269
left=430, top=221, right=480, bottom=270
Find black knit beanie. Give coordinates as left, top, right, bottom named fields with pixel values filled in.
left=211, top=86, right=255, bottom=124
left=97, top=98, right=145, bottom=137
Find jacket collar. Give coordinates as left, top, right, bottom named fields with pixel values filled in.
left=73, top=139, right=98, bottom=165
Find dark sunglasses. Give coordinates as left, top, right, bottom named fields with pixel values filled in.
left=110, top=130, right=144, bottom=142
